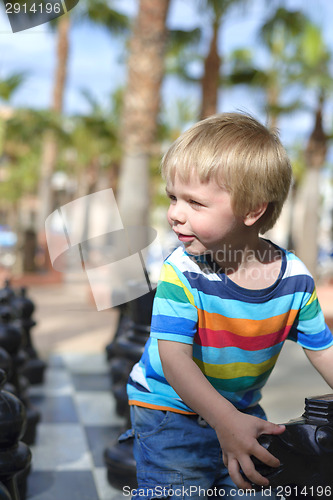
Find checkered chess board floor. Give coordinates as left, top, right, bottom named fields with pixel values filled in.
left=22, top=346, right=332, bottom=500
left=26, top=352, right=127, bottom=500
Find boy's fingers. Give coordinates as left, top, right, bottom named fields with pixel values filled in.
left=255, top=423, right=285, bottom=468
left=254, top=442, right=281, bottom=468
left=239, top=455, right=270, bottom=487
left=228, top=458, right=253, bottom=490
left=261, top=422, right=285, bottom=435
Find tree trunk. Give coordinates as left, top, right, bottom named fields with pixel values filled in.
left=35, top=14, right=70, bottom=274
left=117, top=0, right=170, bottom=234
left=37, top=14, right=70, bottom=236
left=293, top=95, right=327, bottom=279
left=200, top=19, right=221, bottom=120
left=266, top=76, right=279, bottom=130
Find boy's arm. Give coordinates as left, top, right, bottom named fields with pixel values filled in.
left=304, top=345, right=333, bottom=388
left=158, top=339, right=285, bottom=490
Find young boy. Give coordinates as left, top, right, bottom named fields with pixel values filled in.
left=124, top=112, right=333, bottom=499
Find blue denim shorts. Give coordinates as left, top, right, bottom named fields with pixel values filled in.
left=119, top=405, right=280, bottom=500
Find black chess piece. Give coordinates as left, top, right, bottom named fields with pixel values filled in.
left=0, top=369, right=31, bottom=500
left=0, top=305, right=40, bottom=446
left=0, top=282, right=15, bottom=306
left=0, top=348, right=14, bottom=395
left=104, top=282, right=155, bottom=490
left=104, top=416, right=137, bottom=491
left=250, top=394, right=333, bottom=499
left=11, top=287, right=47, bottom=385
left=107, top=284, right=155, bottom=418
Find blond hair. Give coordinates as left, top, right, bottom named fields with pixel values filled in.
left=161, top=112, right=292, bottom=233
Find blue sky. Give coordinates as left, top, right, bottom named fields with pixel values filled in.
left=1, top=0, right=333, bottom=151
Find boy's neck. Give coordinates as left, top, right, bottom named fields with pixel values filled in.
left=211, top=237, right=283, bottom=290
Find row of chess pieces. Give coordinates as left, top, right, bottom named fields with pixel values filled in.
left=0, top=281, right=47, bottom=500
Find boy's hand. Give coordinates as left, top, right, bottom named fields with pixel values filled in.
left=215, top=409, right=285, bottom=490
left=158, top=339, right=285, bottom=490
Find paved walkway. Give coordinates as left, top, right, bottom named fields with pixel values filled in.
left=26, top=272, right=119, bottom=358
left=11, top=271, right=333, bottom=499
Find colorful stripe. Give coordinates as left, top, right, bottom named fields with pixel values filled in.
left=195, top=326, right=291, bottom=350
left=194, top=352, right=280, bottom=380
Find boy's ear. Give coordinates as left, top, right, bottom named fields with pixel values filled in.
left=243, top=202, right=268, bottom=227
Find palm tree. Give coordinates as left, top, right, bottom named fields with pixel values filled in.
left=36, top=13, right=71, bottom=264
left=258, top=6, right=309, bottom=128
left=294, top=93, right=327, bottom=279
left=116, top=0, right=171, bottom=238
left=290, top=22, right=332, bottom=279
left=0, top=73, right=26, bottom=103
left=0, top=72, right=27, bottom=252
left=69, top=88, right=122, bottom=198
left=167, top=0, right=249, bottom=120
left=198, top=0, right=246, bottom=119
left=36, top=2, right=130, bottom=269
left=199, top=0, right=224, bottom=119
left=3, top=108, right=66, bottom=201
left=1, top=107, right=62, bottom=272
left=224, top=7, right=325, bottom=254
left=84, top=0, right=129, bottom=33
left=0, top=72, right=26, bottom=157
left=166, top=0, right=260, bottom=121
left=253, top=12, right=332, bottom=276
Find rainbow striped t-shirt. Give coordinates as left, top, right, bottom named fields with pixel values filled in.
left=127, top=245, right=333, bottom=414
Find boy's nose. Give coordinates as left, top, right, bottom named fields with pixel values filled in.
left=168, top=204, right=186, bottom=224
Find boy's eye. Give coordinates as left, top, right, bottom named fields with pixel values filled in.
left=168, top=194, right=176, bottom=202
left=189, top=199, right=202, bottom=206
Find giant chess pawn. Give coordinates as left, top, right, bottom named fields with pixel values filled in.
left=11, top=287, right=47, bottom=385
left=251, top=394, right=333, bottom=497
left=104, top=283, right=155, bottom=491
left=0, top=307, right=22, bottom=393
left=0, top=307, right=40, bottom=445
left=0, top=369, right=31, bottom=500
left=0, top=282, right=15, bottom=306
left=107, top=284, right=155, bottom=418
left=0, top=348, right=14, bottom=396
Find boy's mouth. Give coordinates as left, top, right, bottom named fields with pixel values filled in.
left=176, top=232, right=195, bottom=243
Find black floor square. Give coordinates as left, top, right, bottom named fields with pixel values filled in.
left=26, top=470, right=99, bottom=500
left=85, top=425, right=123, bottom=467
left=29, top=395, right=79, bottom=423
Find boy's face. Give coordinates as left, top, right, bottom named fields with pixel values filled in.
left=166, top=171, right=245, bottom=257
